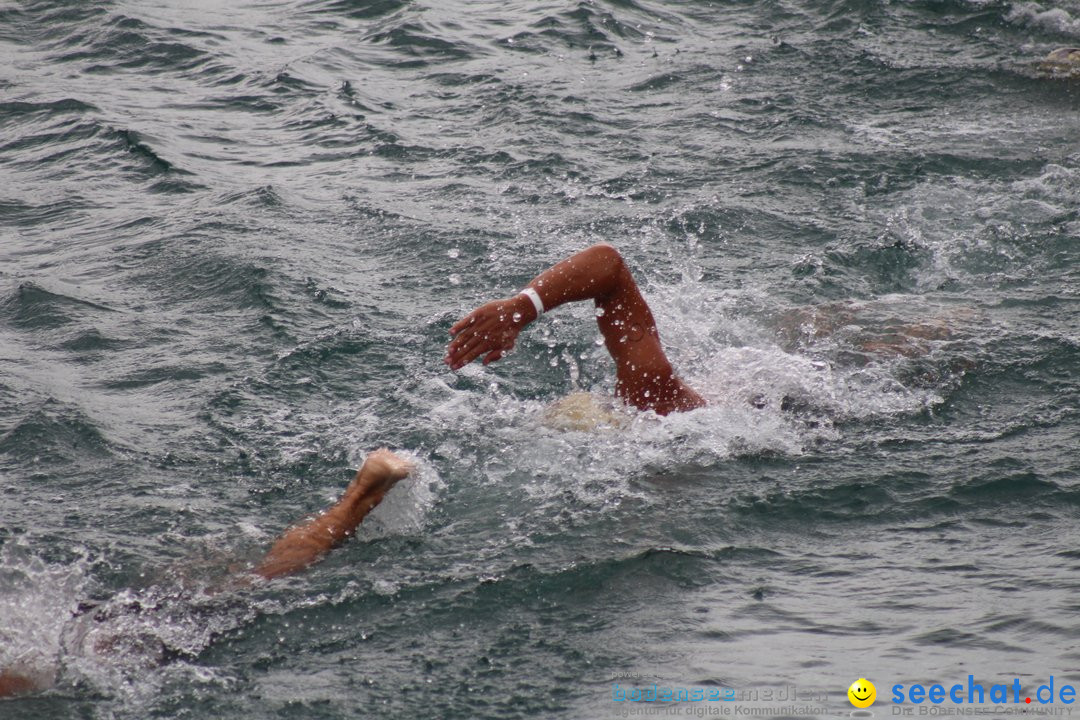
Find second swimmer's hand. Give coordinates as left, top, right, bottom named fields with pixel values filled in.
left=444, top=296, right=533, bottom=369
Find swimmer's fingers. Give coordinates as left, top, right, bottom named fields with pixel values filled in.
left=449, top=299, right=505, bottom=337
left=446, top=344, right=486, bottom=369
left=454, top=330, right=511, bottom=368
left=445, top=317, right=497, bottom=365
left=446, top=312, right=491, bottom=367
left=446, top=325, right=518, bottom=369
left=482, top=341, right=513, bottom=365
left=445, top=330, right=495, bottom=368
left=449, top=312, right=477, bottom=336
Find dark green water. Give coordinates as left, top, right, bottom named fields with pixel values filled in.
left=1, top=1, right=1079, bottom=718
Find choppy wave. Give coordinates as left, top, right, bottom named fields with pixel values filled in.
left=1006, top=2, right=1080, bottom=39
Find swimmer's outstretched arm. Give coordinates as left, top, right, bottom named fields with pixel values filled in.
left=444, top=243, right=704, bottom=415
left=254, top=449, right=413, bottom=580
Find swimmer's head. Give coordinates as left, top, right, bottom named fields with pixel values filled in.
left=542, top=392, right=630, bottom=432
left=1037, top=47, right=1080, bottom=75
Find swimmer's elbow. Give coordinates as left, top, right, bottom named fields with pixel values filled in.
left=584, top=242, right=628, bottom=279
left=588, top=242, right=622, bottom=263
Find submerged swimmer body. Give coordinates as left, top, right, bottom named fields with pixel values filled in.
left=0, top=449, right=414, bottom=699
left=444, top=243, right=705, bottom=416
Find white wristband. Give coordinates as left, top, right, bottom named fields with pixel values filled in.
left=519, top=287, right=544, bottom=317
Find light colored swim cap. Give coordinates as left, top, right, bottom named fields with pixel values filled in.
left=542, top=392, right=630, bottom=432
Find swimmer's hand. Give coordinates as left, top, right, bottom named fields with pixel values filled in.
left=354, top=448, right=414, bottom=495
left=444, top=295, right=535, bottom=369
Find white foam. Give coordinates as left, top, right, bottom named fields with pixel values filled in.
left=59, top=580, right=243, bottom=705
left=0, top=539, right=249, bottom=703
left=861, top=162, right=1077, bottom=291
left=351, top=450, right=443, bottom=539
left=0, top=541, right=88, bottom=691
left=1006, top=3, right=1080, bottom=39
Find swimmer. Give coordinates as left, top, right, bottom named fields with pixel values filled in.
left=444, top=243, right=705, bottom=415
left=0, top=448, right=414, bottom=699
left=775, top=300, right=959, bottom=359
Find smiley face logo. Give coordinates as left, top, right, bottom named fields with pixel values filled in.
left=848, top=678, right=876, bottom=708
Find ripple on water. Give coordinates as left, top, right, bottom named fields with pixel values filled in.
left=0, top=397, right=114, bottom=466
left=0, top=282, right=116, bottom=331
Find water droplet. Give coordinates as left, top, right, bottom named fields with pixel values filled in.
left=512, top=312, right=522, bottom=322
left=448, top=248, right=460, bottom=259
left=449, top=273, right=461, bottom=285
left=594, top=336, right=605, bottom=346
left=549, top=357, right=558, bottom=367
left=643, top=390, right=651, bottom=398
left=595, top=307, right=606, bottom=317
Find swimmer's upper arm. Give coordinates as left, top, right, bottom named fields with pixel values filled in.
left=598, top=308, right=674, bottom=378
left=592, top=273, right=685, bottom=408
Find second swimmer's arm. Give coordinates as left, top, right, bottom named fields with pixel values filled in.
left=254, top=450, right=413, bottom=580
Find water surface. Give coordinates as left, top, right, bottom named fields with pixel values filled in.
left=2, top=1, right=1079, bottom=718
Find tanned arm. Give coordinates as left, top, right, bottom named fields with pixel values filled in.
left=255, top=449, right=413, bottom=580
left=444, top=243, right=704, bottom=415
